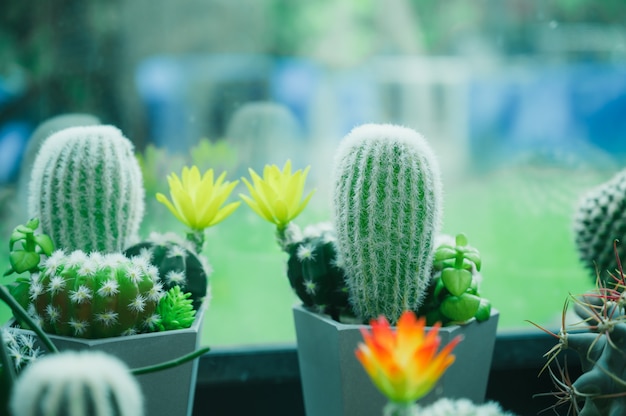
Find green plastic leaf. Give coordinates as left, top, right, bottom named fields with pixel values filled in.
left=475, top=298, right=492, bottom=322
left=9, top=251, right=40, bottom=274
left=35, top=234, right=55, bottom=256
left=25, top=218, right=40, bottom=230
left=441, top=293, right=481, bottom=322
left=15, top=225, right=34, bottom=235
left=434, top=246, right=456, bottom=262
left=463, top=251, right=482, bottom=271
left=455, top=233, right=468, bottom=247
left=441, top=268, right=472, bottom=296
left=8, top=231, right=26, bottom=251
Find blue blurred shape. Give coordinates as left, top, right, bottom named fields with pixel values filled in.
left=0, top=121, right=31, bottom=184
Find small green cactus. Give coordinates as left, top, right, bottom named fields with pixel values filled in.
left=124, top=232, right=210, bottom=311
left=10, top=350, right=143, bottom=416
left=28, top=125, right=145, bottom=253
left=282, top=222, right=352, bottom=320
left=332, top=123, right=443, bottom=324
left=573, top=168, right=626, bottom=285
left=25, top=250, right=163, bottom=338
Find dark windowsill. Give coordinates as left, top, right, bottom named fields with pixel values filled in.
left=193, top=330, right=581, bottom=416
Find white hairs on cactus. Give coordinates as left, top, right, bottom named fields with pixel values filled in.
left=332, top=124, right=443, bottom=324
left=10, top=350, right=143, bottom=416
left=416, top=398, right=517, bottom=416
left=28, top=125, right=145, bottom=253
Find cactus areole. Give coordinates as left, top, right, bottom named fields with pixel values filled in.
left=332, top=124, right=443, bottom=324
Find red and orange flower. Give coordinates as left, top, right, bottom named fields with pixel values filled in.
left=355, top=311, right=462, bottom=404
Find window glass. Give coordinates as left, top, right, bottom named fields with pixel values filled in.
left=1, top=1, right=625, bottom=346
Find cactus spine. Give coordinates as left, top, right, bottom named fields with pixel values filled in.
left=27, top=250, right=163, bottom=339
left=28, top=125, right=145, bottom=253
left=573, top=168, right=626, bottom=285
left=332, top=124, right=443, bottom=324
left=10, top=350, right=143, bottom=416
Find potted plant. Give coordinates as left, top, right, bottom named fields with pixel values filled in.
left=239, top=123, right=499, bottom=416
left=2, top=124, right=240, bottom=416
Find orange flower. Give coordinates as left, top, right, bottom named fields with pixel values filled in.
left=355, top=311, right=462, bottom=404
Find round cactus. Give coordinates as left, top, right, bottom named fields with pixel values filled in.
left=26, top=250, right=163, bottom=338
left=124, top=232, right=210, bottom=311
left=10, top=350, right=143, bottom=416
left=28, top=125, right=145, bottom=253
left=283, top=222, right=352, bottom=320
left=573, top=168, right=626, bottom=285
left=332, top=124, right=443, bottom=324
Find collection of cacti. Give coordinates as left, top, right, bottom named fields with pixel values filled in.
left=238, top=123, right=492, bottom=327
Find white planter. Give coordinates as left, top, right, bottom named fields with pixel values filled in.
left=293, top=304, right=499, bottom=416
left=6, top=302, right=206, bottom=416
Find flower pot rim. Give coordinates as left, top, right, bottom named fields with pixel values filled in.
left=293, top=303, right=499, bottom=333
left=4, top=299, right=207, bottom=345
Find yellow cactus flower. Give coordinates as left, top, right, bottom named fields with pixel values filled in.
left=355, top=311, right=462, bottom=405
left=240, top=160, right=315, bottom=230
left=156, top=166, right=240, bottom=231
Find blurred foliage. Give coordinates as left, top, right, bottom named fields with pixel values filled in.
left=137, top=138, right=239, bottom=205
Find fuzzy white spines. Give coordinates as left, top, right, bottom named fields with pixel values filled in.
left=332, top=124, right=443, bottom=324
left=28, top=125, right=145, bottom=253
left=10, top=350, right=144, bottom=416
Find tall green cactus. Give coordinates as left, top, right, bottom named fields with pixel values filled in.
left=332, top=124, right=443, bottom=324
left=28, top=125, right=145, bottom=253
left=573, top=168, right=626, bottom=285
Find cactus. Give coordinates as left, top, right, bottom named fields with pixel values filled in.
left=332, top=124, right=443, bottom=324
left=533, top=242, right=626, bottom=415
left=573, top=168, right=626, bottom=285
left=282, top=222, right=352, bottom=320
left=25, top=250, right=163, bottom=339
left=10, top=350, right=143, bottom=416
left=124, top=232, right=211, bottom=311
left=28, top=125, right=145, bottom=253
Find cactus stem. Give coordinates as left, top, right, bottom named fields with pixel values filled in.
left=186, top=230, right=205, bottom=254
left=0, top=329, right=17, bottom=392
left=130, top=346, right=211, bottom=375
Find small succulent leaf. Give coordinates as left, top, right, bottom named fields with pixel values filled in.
left=463, top=252, right=482, bottom=271
left=434, top=246, right=456, bottom=262
left=441, top=268, right=472, bottom=297
left=9, top=251, right=40, bottom=274
left=34, top=234, right=55, bottom=256
left=474, top=298, right=492, bottom=322
left=455, top=233, right=468, bottom=247
left=15, top=225, right=34, bottom=235
left=25, top=218, right=40, bottom=230
left=441, top=293, right=481, bottom=322
left=9, top=231, right=26, bottom=250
